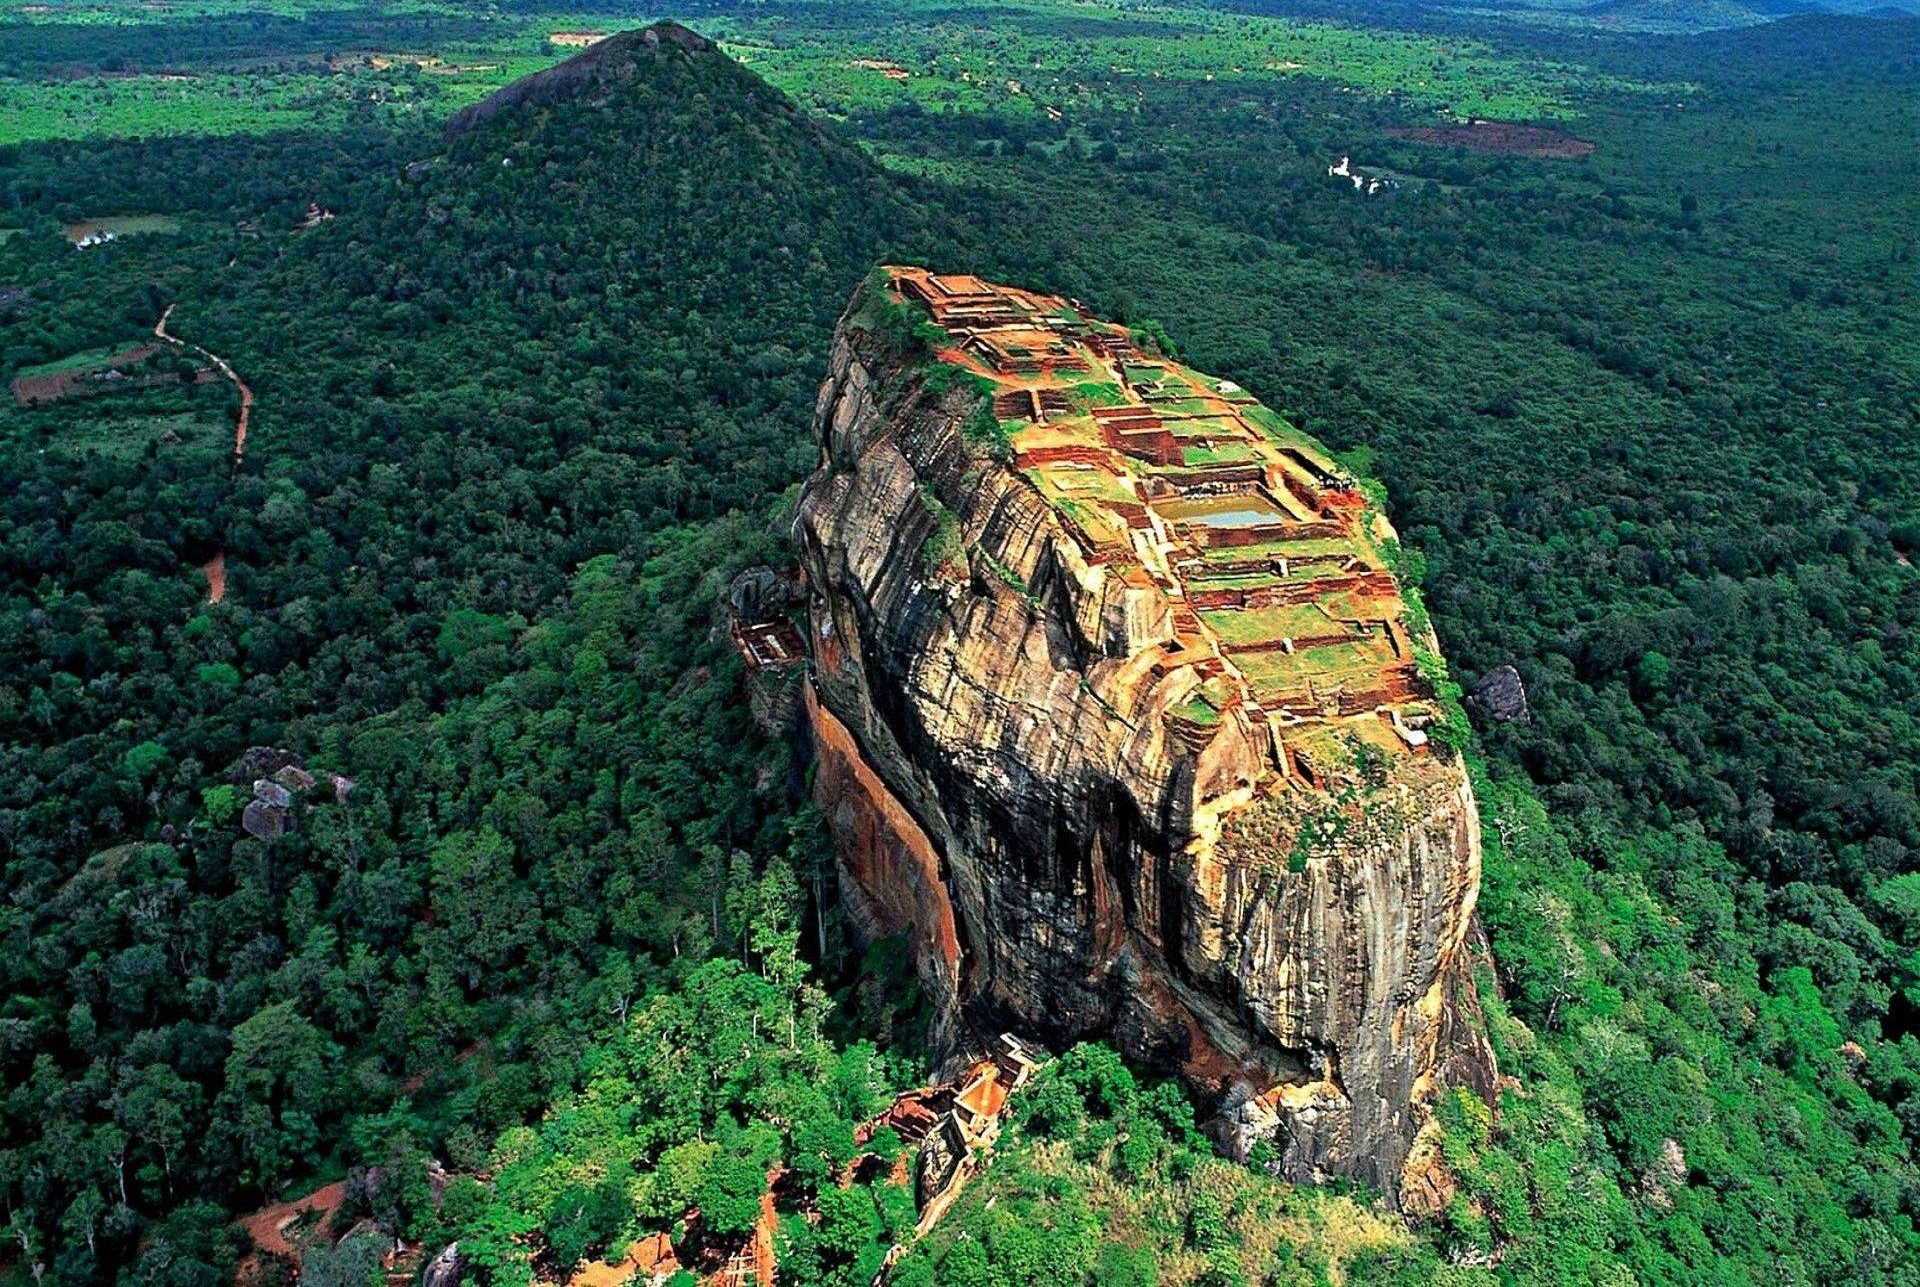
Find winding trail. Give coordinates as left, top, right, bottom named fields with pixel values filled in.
left=154, top=304, right=251, bottom=603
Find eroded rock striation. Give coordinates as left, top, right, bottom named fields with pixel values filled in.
left=796, top=269, right=1495, bottom=1207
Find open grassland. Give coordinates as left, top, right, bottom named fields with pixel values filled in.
left=11, top=342, right=136, bottom=378
left=730, top=0, right=1639, bottom=122
left=0, top=0, right=462, bottom=20
left=62, top=213, right=180, bottom=242
left=0, top=68, right=420, bottom=143
left=0, top=52, right=561, bottom=144
left=0, top=0, right=1670, bottom=145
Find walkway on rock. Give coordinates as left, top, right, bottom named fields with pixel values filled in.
left=154, top=303, right=251, bottom=604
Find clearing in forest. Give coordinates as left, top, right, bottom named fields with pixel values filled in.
left=10, top=342, right=210, bottom=404
left=61, top=213, right=182, bottom=246
left=1387, top=121, right=1595, bottom=158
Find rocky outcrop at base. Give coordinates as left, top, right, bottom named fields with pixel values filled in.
left=1468, top=664, right=1530, bottom=724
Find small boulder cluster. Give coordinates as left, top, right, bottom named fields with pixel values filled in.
left=233, top=746, right=356, bottom=841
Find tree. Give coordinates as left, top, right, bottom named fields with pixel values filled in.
left=214, top=1002, right=333, bottom=1188
left=424, top=828, right=538, bottom=996
left=301, top=1231, right=387, bottom=1287
left=122, top=1202, right=241, bottom=1287
left=788, top=1102, right=859, bottom=1193
left=544, top=1178, right=629, bottom=1273
left=1093, top=1241, right=1157, bottom=1287
left=695, top=1153, right=764, bottom=1241
left=643, top=1141, right=717, bottom=1225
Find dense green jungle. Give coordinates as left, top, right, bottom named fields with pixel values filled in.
left=0, top=1, right=1917, bottom=1284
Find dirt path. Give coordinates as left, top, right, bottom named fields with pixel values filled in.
left=237, top=1179, right=347, bottom=1261
left=155, top=304, right=251, bottom=603
left=202, top=550, right=226, bottom=605
left=154, top=303, right=252, bottom=462
left=751, top=1181, right=777, bottom=1287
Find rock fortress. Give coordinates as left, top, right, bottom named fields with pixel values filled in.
left=795, top=267, right=1496, bottom=1210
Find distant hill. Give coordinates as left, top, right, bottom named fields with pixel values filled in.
left=1578, top=0, right=1785, bottom=30
left=1587, top=0, right=1763, bottom=20
left=1667, top=9, right=1920, bottom=65
left=387, top=18, right=950, bottom=508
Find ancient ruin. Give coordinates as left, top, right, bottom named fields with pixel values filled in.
left=887, top=266, right=1428, bottom=767
left=796, top=268, right=1496, bottom=1208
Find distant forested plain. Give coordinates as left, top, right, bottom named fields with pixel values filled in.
left=1, top=1, right=1918, bottom=1284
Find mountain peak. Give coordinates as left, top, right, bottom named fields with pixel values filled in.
left=631, top=20, right=717, bottom=54
left=444, top=21, right=721, bottom=140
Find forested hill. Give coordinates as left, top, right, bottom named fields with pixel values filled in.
left=443, top=21, right=720, bottom=139
left=0, top=23, right=957, bottom=1283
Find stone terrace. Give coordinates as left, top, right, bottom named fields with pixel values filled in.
left=888, top=266, right=1436, bottom=783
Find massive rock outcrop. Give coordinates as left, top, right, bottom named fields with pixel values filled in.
left=795, top=269, right=1495, bottom=1207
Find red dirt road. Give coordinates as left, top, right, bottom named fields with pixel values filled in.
left=203, top=551, right=226, bottom=605
left=154, top=304, right=251, bottom=604
left=238, top=1179, right=347, bottom=1260
left=155, top=304, right=252, bottom=462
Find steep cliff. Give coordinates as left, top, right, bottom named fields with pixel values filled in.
left=795, top=269, right=1496, bottom=1208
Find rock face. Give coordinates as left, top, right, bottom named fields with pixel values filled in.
left=422, top=1242, right=462, bottom=1287
left=796, top=270, right=1495, bottom=1207
left=230, top=747, right=354, bottom=841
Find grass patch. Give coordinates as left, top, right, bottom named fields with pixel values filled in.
left=1200, top=603, right=1332, bottom=646
left=1171, top=691, right=1221, bottom=726
left=63, top=214, right=181, bottom=243
left=1070, top=379, right=1128, bottom=408
left=1182, top=441, right=1257, bottom=466
left=39, top=411, right=227, bottom=462
left=12, top=344, right=141, bottom=379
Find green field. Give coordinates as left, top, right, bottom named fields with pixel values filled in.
left=42, top=409, right=228, bottom=460
left=63, top=212, right=181, bottom=242
left=11, top=342, right=137, bottom=378
left=1201, top=602, right=1337, bottom=645
left=0, top=0, right=1676, bottom=144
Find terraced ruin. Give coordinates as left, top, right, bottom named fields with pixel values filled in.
left=800, top=268, right=1492, bottom=1204
left=891, top=266, right=1437, bottom=785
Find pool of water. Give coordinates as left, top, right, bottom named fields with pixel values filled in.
left=1186, top=505, right=1286, bottom=528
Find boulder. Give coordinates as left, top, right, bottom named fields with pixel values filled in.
left=422, top=1243, right=461, bottom=1287
left=727, top=566, right=787, bottom=624
left=241, top=799, right=289, bottom=841
left=1468, top=664, right=1529, bottom=723
left=253, top=780, right=293, bottom=810
left=233, top=746, right=302, bottom=784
